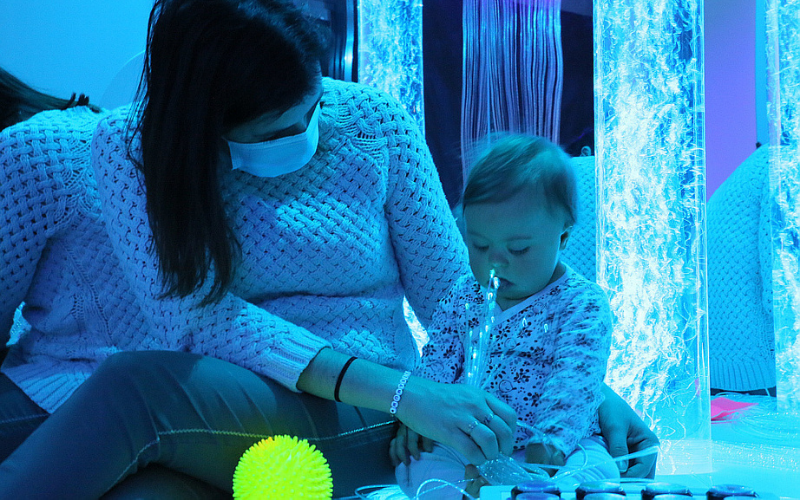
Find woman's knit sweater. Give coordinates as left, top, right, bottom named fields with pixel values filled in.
left=1, top=107, right=150, bottom=413
left=91, top=78, right=470, bottom=392
left=1, top=80, right=469, bottom=413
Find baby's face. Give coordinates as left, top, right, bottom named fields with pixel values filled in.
left=463, top=191, right=570, bottom=310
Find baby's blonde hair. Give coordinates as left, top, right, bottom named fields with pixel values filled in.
left=461, top=134, right=577, bottom=225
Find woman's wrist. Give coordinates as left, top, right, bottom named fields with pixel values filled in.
left=297, top=347, right=419, bottom=416
left=333, top=356, right=358, bottom=402
left=389, top=370, right=412, bottom=416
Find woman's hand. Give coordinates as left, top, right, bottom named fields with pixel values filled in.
left=394, top=376, right=517, bottom=466
left=298, top=350, right=516, bottom=465
left=598, top=384, right=659, bottom=478
left=390, top=423, right=434, bottom=466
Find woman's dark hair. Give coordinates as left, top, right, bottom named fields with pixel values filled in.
left=131, top=0, right=328, bottom=303
left=0, top=67, right=97, bottom=131
left=462, top=134, right=578, bottom=226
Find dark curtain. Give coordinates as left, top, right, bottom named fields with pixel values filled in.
left=422, top=5, right=593, bottom=207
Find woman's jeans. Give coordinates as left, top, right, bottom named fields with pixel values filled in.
left=0, top=351, right=397, bottom=499
left=0, top=371, right=49, bottom=462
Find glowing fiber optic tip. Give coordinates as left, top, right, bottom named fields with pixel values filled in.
left=488, top=268, right=500, bottom=291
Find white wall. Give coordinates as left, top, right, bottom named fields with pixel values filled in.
left=0, top=0, right=153, bottom=108
left=704, top=0, right=760, bottom=198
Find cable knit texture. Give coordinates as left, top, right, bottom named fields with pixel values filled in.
left=560, top=155, right=596, bottom=281
left=417, top=266, right=612, bottom=454
left=537, top=150, right=776, bottom=392
left=1, top=107, right=150, bottom=413
left=92, top=78, right=471, bottom=391
left=708, top=146, right=775, bottom=391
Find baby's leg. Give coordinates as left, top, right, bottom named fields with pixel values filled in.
left=396, top=442, right=471, bottom=500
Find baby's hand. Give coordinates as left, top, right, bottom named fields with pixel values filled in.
left=525, top=442, right=565, bottom=476
left=390, top=423, right=434, bottom=466
left=464, top=464, right=488, bottom=499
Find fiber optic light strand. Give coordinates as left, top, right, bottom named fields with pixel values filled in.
left=766, top=0, right=800, bottom=413
left=464, top=269, right=499, bottom=388
left=461, top=0, right=563, bottom=175
left=593, top=0, right=711, bottom=473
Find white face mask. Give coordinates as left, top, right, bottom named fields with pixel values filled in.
left=226, top=103, right=320, bottom=177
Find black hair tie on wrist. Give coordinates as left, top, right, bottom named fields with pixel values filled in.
left=333, top=356, right=358, bottom=403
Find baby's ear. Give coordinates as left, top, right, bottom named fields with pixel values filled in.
left=559, top=225, right=573, bottom=250
left=452, top=204, right=466, bottom=238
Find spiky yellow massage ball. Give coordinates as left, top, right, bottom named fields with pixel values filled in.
left=233, top=435, right=333, bottom=500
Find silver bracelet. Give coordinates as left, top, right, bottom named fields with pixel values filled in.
left=389, top=370, right=412, bottom=416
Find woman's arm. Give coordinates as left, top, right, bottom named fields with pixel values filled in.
left=378, top=88, right=471, bottom=327
left=0, top=119, right=67, bottom=343
left=92, top=109, right=331, bottom=390
left=298, top=347, right=517, bottom=465
left=298, top=87, right=519, bottom=464
left=390, top=278, right=469, bottom=465
left=598, top=383, right=659, bottom=478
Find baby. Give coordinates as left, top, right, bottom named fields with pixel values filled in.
left=394, top=135, right=618, bottom=499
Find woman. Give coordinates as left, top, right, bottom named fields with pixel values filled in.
left=1, top=1, right=514, bottom=494
left=0, top=1, right=656, bottom=497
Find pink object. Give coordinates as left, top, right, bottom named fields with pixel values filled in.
left=711, top=397, right=757, bottom=421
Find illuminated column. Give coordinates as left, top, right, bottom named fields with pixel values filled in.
left=358, top=0, right=425, bottom=342
left=594, top=0, right=711, bottom=473
left=766, top=0, right=800, bottom=413
left=357, top=0, right=424, bottom=132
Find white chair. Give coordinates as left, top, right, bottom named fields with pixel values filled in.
left=707, top=146, right=776, bottom=393
left=99, top=51, right=145, bottom=109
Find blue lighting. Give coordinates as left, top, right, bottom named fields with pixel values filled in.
left=766, top=0, right=800, bottom=413
left=594, top=0, right=710, bottom=473
left=357, top=0, right=424, bottom=132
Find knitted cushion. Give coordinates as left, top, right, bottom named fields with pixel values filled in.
left=561, top=155, right=597, bottom=281
left=556, top=150, right=777, bottom=392
left=707, top=146, right=776, bottom=391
